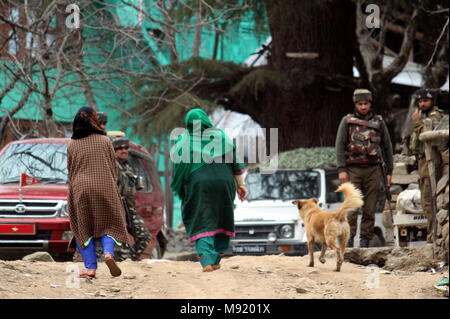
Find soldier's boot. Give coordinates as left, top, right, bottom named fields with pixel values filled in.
left=131, top=238, right=151, bottom=261
left=130, top=224, right=152, bottom=261
left=347, top=237, right=354, bottom=248
left=360, top=237, right=370, bottom=248
left=131, top=247, right=144, bottom=261
left=116, top=244, right=134, bottom=261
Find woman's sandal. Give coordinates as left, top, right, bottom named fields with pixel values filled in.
left=203, top=264, right=221, bottom=272
left=105, top=256, right=122, bottom=277
left=202, top=265, right=214, bottom=272
left=79, top=272, right=96, bottom=279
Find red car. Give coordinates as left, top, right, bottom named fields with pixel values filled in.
left=0, top=138, right=167, bottom=261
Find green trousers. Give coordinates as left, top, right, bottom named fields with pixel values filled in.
left=195, top=234, right=230, bottom=267
left=347, top=164, right=382, bottom=240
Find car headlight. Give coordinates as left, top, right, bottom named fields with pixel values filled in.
left=280, top=224, right=294, bottom=238
left=61, top=230, right=73, bottom=240
left=267, top=232, right=277, bottom=242
left=58, top=201, right=69, bottom=217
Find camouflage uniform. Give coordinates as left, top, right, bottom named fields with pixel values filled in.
left=97, top=112, right=108, bottom=125
left=409, top=89, right=444, bottom=242
left=335, top=89, right=393, bottom=247
left=113, top=138, right=152, bottom=261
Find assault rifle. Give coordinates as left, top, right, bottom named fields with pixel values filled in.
left=378, top=146, right=394, bottom=226
left=121, top=196, right=133, bottom=233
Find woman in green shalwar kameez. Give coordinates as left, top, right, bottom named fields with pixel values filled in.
left=170, top=109, right=247, bottom=272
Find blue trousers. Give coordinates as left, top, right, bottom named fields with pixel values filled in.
left=75, top=236, right=115, bottom=270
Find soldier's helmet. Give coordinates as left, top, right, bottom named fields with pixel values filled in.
left=111, top=136, right=130, bottom=150
left=414, top=88, right=436, bottom=101
left=353, top=89, right=373, bottom=102
left=97, top=112, right=108, bottom=124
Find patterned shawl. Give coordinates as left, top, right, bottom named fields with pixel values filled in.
left=71, top=107, right=105, bottom=140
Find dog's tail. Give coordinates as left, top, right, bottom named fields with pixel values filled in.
left=334, top=182, right=364, bottom=221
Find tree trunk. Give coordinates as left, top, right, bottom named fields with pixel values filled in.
left=238, top=0, right=356, bottom=150
left=212, top=24, right=220, bottom=60
left=43, top=95, right=58, bottom=137
left=192, top=7, right=203, bottom=57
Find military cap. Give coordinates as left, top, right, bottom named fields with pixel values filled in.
left=111, top=137, right=130, bottom=150
left=353, top=89, right=372, bottom=102
left=97, top=112, right=108, bottom=123
left=107, top=131, right=126, bottom=137
left=414, top=88, right=436, bottom=100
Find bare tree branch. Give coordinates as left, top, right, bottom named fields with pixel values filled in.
left=426, top=16, right=449, bottom=68
left=0, top=86, right=32, bottom=145
left=382, top=8, right=418, bottom=81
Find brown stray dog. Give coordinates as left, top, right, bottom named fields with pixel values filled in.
left=292, top=182, right=363, bottom=272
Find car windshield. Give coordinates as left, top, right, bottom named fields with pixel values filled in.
left=245, top=170, right=320, bottom=201
left=0, top=142, right=68, bottom=184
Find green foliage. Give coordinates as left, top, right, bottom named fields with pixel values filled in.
left=251, top=147, right=337, bottom=171
left=130, top=93, right=217, bottom=143
left=173, top=56, right=244, bottom=80
left=123, top=57, right=251, bottom=143
left=230, top=67, right=282, bottom=102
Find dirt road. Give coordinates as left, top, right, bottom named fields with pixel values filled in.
left=0, top=252, right=447, bottom=300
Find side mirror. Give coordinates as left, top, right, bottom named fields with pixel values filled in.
left=136, top=175, right=145, bottom=191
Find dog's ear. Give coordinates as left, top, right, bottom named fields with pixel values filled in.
left=312, top=198, right=319, bottom=204
left=293, top=200, right=304, bottom=208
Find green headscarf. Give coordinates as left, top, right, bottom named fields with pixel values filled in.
left=170, top=108, right=237, bottom=198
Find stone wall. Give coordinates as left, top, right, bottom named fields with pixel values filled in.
left=386, top=117, right=448, bottom=263
left=381, top=154, right=421, bottom=246
left=435, top=149, right=449, bottom=263
left=382, top=116, right=448, bottom=264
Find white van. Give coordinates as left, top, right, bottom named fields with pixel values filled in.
left=226, top=168, right=386, bottom=256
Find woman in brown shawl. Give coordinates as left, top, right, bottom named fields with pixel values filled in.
left=68, top=107, right=128, bottom=278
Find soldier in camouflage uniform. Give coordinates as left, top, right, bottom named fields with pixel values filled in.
left=97, top=112, right=108, bottom=132
left=112, top=137, right=152, bottom=261
left=335, top=89, right=394, bottom=248
left=409, top=89, right=444, bottom=243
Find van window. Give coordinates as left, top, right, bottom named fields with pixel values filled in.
left=128, top=154, right=153, bottom=193
left=326, top=171, right=343, bottom=203
left=0, top=143, right=68, bottom=184
left=245, top=170, right=320, bottom=201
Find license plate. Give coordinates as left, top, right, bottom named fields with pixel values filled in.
left=232, top=245, right=266, bottom=253
left=0, top=224, right=36, bottom=235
